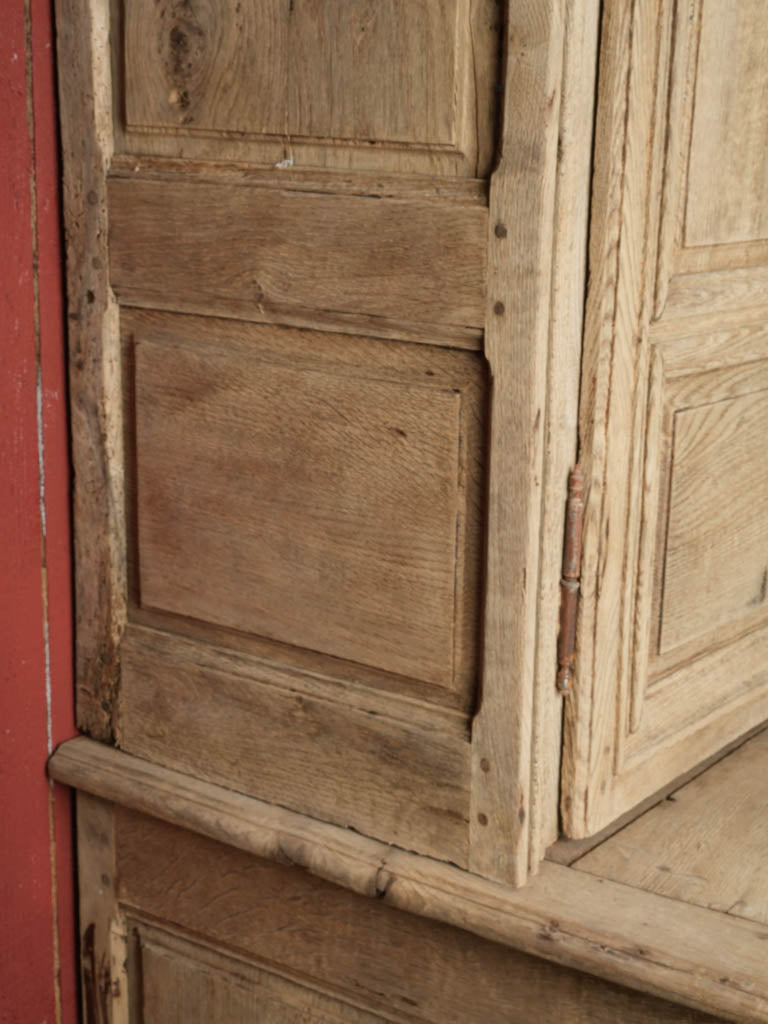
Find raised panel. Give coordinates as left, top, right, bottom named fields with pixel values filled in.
left=119, top=0, right=501, bottom=175
left=660, top=390, right=768, bottom=653
left=684, top=0, right=768, bottom=247
left=130, top=312, right=485, bottom=694
left=135, top=343, right=462, bottom=685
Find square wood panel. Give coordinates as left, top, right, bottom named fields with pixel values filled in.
left=132, top=317, right=484, bottom=691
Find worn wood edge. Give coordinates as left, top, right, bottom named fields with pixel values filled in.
left=51, top=737, right=768, bottom=1023
left=469, top=0, right=565, bottom=887
left=562, top=0, right=668, bottom=838
left=76, top=792, right=120, bottom=1023
left=527, top=0, right=601, bottom=872
left=55, top=0, right=126, bottom=741
left=548, top=721, right=768, bottom=866
left=108, top=154, right=490, bottom=205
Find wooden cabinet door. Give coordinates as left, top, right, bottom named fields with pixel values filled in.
left=57, top=0, right=590, bottom=884
left=563, top=0, right=768, bottom=836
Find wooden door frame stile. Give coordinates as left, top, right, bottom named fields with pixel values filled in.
left=473, top=0, right=599, bottom=881
left=55, top=0, right=597, bottom=885
left=56, top=0, right=123, bottom=742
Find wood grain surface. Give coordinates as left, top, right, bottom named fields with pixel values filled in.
left=51, top=739, right=768, bottom=1022
left=575, top=727, right=768, bottom=927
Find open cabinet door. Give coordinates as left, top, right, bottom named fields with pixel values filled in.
left=563, top=0, right=768, bottom=837
left=57, top=0, right=592, bottom=885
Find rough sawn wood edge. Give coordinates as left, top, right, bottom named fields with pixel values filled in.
left=50, top=738, right=768, bottom=1024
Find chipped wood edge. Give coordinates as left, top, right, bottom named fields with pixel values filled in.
left=470, top=0, right=566, bottom=887
left=77, top=792, right=121, bottom=1024
left=55, top=0, right=125, bottom=740
left=52, top=738, right=768, bottom=1024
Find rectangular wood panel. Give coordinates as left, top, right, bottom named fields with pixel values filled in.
left=118, top=625, right=471, bottom=866
left=115, top=809, right=721, bottom=1024
left=660, top=389, right=768, bottom=653
left=119, top=0, right=501, bottom=176
left=135, top=924, right=386, bottom=1024
left=125, top=0, right=288, bottom=137
left=685, top=0, right=768, bottom=247
left=287, top=0, right=460, bottom=146
left=135, top=342, right=461, bottom=685
left=128, top=310, right=485, bottom=694
left=108, top=176, right=487, bottom=328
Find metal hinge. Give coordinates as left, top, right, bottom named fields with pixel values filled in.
left=556, top=465, right=585, bottom=694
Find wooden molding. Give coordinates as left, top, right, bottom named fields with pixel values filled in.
left=51, top=737, right=768, bottom=1023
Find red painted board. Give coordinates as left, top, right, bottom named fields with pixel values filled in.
left=1, top=1, right=77, bottom=1022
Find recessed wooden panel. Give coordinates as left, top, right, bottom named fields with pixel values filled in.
left=134, top=328, right=479, bottom=688
left=287, top=0, right=459, bottom=146
left=108, top=176, right=487, bottom=329
left=125, top=0, right=469, bottom=149
left=660, top=389, right=768, bottom=653
left=135, top=924, right=387, bottom=1024
left=684, top=0, right=768, bottom=247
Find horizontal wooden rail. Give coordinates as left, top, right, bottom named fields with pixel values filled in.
left=50, top=737, right=768, bottom=1023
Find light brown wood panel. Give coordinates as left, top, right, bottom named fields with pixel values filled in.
left=108, top=176, right=487, bottom=330
left=115, top=809, right=721, bottom=1024
left=660, top=389, right=768, bottom=652
left=135, top=336, right=465, bottom=687
left=287, top=0, right=458, bottom=146
left=118, top=625, right=471, bottom=867
left=684, top=0, right=768, bottom=247
left=118, top=0, right=501, bottom=177
left=575, top=728, right=768, bottom=927
left=135, top=924, right=387, bottom=1024
left=53, top=741, right=764, bottom=1021
left=59, top=0, right=598, bottom=887
left=124, top=0, right=288, bottom=138
left=56, top=0, right=124, bottom=742
left=563, top=0, right=768, bottom=837
left=124, top=308, right=485, bottom=704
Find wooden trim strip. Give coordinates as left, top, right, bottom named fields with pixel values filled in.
left=55, top=0, right=126, bottom=740
left=470, top=0, right=566, bottom=887
left=50, top=737, right=768, bottom=1024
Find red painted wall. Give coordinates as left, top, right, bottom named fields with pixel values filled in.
left=1, top=1, right=78, bottom=1021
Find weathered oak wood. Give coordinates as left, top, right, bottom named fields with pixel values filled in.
left=51, top=738, right=768, bottom=1022
left=117, top=811, right=719, bottom=1024
left=575, top=727, right=768, bottom=926
left=118, top=626, right=471, bottom=867
left=469, top=0, right=566, bottom=886
left=55, top=0, right=125, bottom=740
left=562, top=0, right=768, bottom=837
left=108, top=176, right=488, bottom=330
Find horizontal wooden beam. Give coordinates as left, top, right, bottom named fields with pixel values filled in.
left=108, top=175, right=487, bottom=332
left=50, top=737, right=768, bottom=1023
